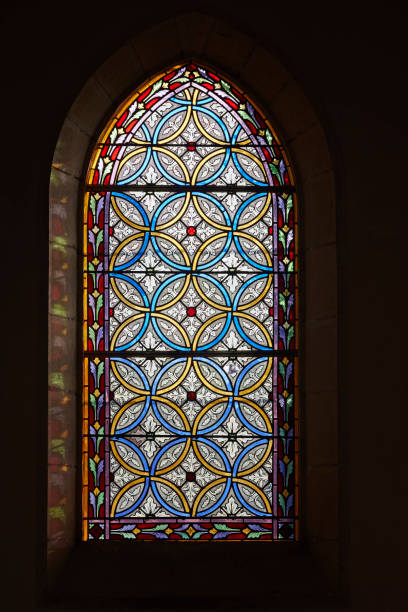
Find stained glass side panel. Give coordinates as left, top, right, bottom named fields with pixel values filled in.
left=82, top=63, right=298, bottom=541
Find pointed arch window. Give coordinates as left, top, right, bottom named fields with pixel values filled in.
left=82, top=63, right=298, bottom=541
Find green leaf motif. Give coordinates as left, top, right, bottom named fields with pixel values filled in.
left=110, top=127, right=118, bottom=144
left=142, top=524, right=168, bottom=532
left=88, top=326, right=95, bottom=349
left=278, top=493, right=287, bottom=512
left=278, top=229, right=286, bottom=246
left=278, top=361, right=286, bottom=378
left=238, top=110, right=256, bottom=127
left=89, top=195, right=96, bottom=216
left=97, top=361, right=104, bottom=384
left=89, top=458, right=97, bottom=482
left=265, top=129, right=274, bottom=145
left=220, top=79, right=233, bottom=97
left=214, top=523, right=239, bottom=532
left=95, top=230, right=104, bottom=253
left=126, top=109, right=145, bottom=125
left=194, top=77, right=212, bottom=85
left=147, top=78, right=163, bottom=99
left=286, top=461, right=294, bottom=481
left=286, top=194, right=293, bottom=211
left=95, top=432, right=104, bottom=453
left=96, top=491, right=104, bottom=516
left=287, top=326, right=294, bottom=345
left=96, top=294, right=103, bottom=315
left=269, top=162, right=282, bottom=183
left=101, top=161, right=113, bottom=183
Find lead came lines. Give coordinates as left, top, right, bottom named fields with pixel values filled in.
left=84, top=63, right=297, bottom=539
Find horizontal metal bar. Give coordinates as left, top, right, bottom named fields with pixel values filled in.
left=85, top=184, right=296, bottom=193
left=84, top=349, right=298, bottom=358
left=83, top=434, right=300, bottom=439
left=83, top=268, right=298, bottom=274
left=83, top=269, right=298, bottom=273
left=95, top=142, right=286, bottom=149
left=84, top=276, right=297, bottom=279
left=84, top=517, right=299, bottom=522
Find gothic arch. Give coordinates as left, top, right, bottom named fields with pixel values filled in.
left=48, top=11, right=338, bottom=601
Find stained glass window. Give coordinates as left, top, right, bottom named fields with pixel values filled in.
left=82, top=63, right=298, bottom=541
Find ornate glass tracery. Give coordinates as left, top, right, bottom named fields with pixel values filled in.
left=82, top=63, right=298, bottom=540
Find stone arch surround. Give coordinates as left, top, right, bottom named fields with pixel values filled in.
left=48, top=12, right=339, bottom=606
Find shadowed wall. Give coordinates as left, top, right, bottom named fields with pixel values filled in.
left=2, top=1, right=406, bottom=610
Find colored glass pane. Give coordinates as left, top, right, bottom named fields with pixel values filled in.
left=82, top=63, right=299, bottom=541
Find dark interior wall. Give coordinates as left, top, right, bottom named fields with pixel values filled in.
left=2, top=1, right=406, bottom=610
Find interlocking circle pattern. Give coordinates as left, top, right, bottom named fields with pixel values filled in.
left=109, top=356, right=273, bottom=517
left=83, top=63, right=296, bottom=537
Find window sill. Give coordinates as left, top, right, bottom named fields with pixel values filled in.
left=45, top=540, right=344, bottom=609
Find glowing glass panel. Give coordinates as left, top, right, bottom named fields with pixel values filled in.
left=82, top=63, right=298, bottom=540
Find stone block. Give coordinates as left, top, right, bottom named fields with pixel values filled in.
left=68, top=77, right=112, bottom=137
left=48, top=316, right=77, bottom=397
left=241, top=45, right=292, bottom=109
left=309, top=539, right=340, bottom=593
left=303, top=170, right=336, bottom=248
left=49, top=170, right=80, bottom=248
left=305, top=317, right=337, bottom=392
left=306, top=465, right=339, bottom=541
left=305, top=390, right=338, bottom=466
left=130, top=20, right=183, bottom=75
left=175, top=12, right=215, bottom=58
left=290, top=123, right=332, bottom=182
left=47, top=465, right=77, bottom=553
left=270, top=79, right=318, bottom=140
left=48, top=389, right=77, bottom=469
left=94, top=43, right=143, bottom=101
left=52, top=118, right=90, bottom=179
left=49, top=242, right=77, bottom=320
left=305, top=243, right=337, bottom=320
left=202, top=20, right=255, bottom=75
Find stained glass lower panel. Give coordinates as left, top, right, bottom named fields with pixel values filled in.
left=82, top=354, right=299, bottom=541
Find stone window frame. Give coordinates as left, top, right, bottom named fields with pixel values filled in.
left=48, top=12, right=339, bottom=607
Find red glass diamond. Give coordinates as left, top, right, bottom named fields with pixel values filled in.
left=187, top=226, right=196, bottom=235
left=187, top=307, right=196, bottom=316
left=89, top=524, right=103, bottom=539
